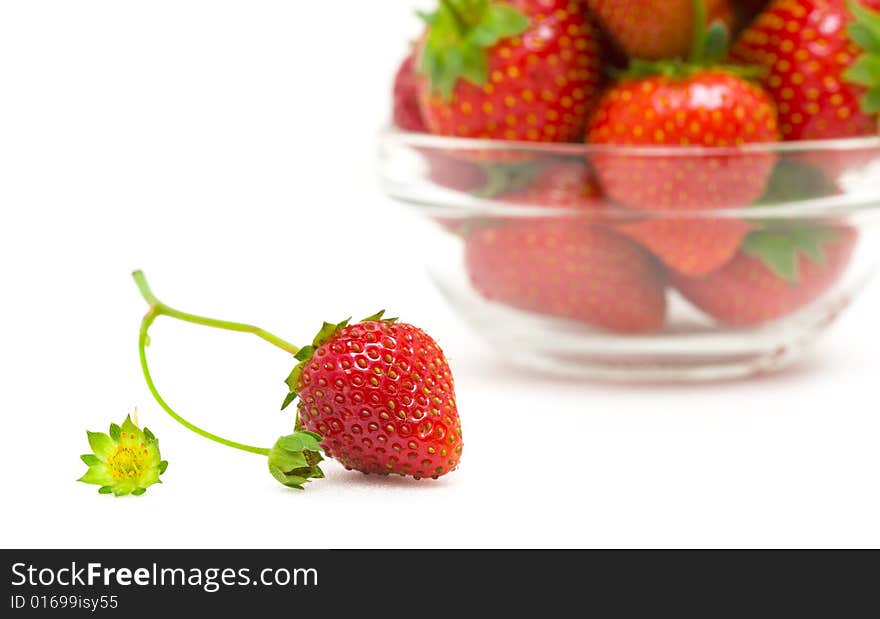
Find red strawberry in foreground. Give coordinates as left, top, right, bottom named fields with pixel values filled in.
left=732, top=0, right=880, bottom=142
left=465, top=222, right=667, bottom=333
left=417, top=0, right=601, bottom=143
left=132, top=273, right=462, bottom=489
left=588, top=0, right=735, bottom=60
left=283, top=316, right=462, bottom=479
left=673, top=226, right=857, bottom=325
left=587, top=70, right=779, bottom=274
left=394, top=50, right=428, bottom=132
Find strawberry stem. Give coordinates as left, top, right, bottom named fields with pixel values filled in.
left=132, top=270, right=303, bottom=457
left=690, top=0, right=708, bottom=63
left=137, top=312, right=270, bottom=456
left=132, top=271, right=300, bottom=356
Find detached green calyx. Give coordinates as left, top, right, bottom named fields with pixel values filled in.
left=742, top=228, right=840, bottom=282
left=419, top=0, right=529, bottom=100
left=281, top=311, right=398, bottom=411
left=844, top=0, right=880, bottom=127
left=79, top=413, right=168, bottom=497
left=268, top=432, right=325, bottom=490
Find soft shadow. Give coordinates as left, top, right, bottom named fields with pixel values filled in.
left=332, top=468, right=455, bottom=489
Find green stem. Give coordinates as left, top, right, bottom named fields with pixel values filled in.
left=138, top=313, right=270, bottom=456
left=132, top=271, right=300, bottom=355
left=132, top=270, right=300, bottom=457
left=690, top=0, right=708, bottom=64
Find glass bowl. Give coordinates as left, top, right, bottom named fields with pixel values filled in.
left=379, top=130, right=880, bottom=381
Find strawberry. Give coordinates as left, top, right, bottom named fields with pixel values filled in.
left=587, top=71, right=779, bottom=209
left=132, top=273, right=463, bottom=488
left=587, top=71, right=778, bottom=274
left=587, top=0, right=735, bottom=60
left=426, top=152, right=491, bottom=193
left=672, top=226, right=857, bottom=325
left=417, top=0, right=601, bottom=142
left=282, top=315, right=463, bottom=479
left=586, top=6, right=780, bottom=276
left=731, top=0, right=880, bottom=141
left=393, top=50, right=428, bottom=132
left=465, top=222, right=667, bottom=332
left=734, top=0, right=772, bottom=29
left=392, top=50, right=492, bottom=194
left=499, top=160, right=604, bottom=208
left=614, top=217, right=756, bottom=276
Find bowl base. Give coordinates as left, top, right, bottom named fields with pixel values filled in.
left=486, top=339, right=812, bottom=382
left=434, top=273, right=851, bottom=383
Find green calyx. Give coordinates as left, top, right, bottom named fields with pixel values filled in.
left=280, top=311, right=399, bottom=411
left=756, top=161, right=838, bottom=205
left=268, top=432, right=325, bottom=490
left=742, top=227, right=840, bottom=283
left=418, top=0, right=530, bottom=100
left=618, top=0, right=759, bottom=81
left=844, top=0, right=880, bottom=128
left=79, top=413, right=168, bottom=497
left=474, top=160, right=544, bottom=198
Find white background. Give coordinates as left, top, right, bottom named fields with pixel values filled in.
left=1, top=1, right=878, bottom=549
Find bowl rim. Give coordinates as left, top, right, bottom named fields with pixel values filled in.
left=380, top=128, right=880, bottom=219
left=381, top=127, right=880, bottom=156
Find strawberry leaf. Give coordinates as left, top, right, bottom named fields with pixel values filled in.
left=861, top=86, right=880, bottom=113
left=417, top=10, right=437, bottom=26
left=847, top=0, right=880, bottom=124
left=294, top=345, right=315, bottom=362
left=80, top=454, right=100, bottom=466
left=87, top=431, right=113, bottom=455
left=702, top=21, right=730, bottom=63
left=362, top=310, right=400, bottom=323
left=268, top=432, right=325, bottom=490
left=312, top=320, right=346, bottom=348
left=850, top=0, right=880, bottom=38
left=756, top=161, right=837, bottom=205
left=284, top=362, right=304, bottom=392
left=281, top=389, right=299, bottom=411
left=419, top=0, right=529, bottom=100
left=849, top=22, right=880, bottom=54
left=742, top=228, right=840, bottom=282
left=458, top=45, right=489, bottom=87
left=844, top=55, right=880, bottom=86
left=473, top=4, right=530, bottom=46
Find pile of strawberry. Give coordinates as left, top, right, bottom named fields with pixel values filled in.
left=392, top=0, right=880, bottom=331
